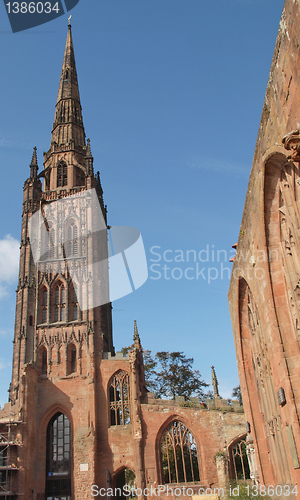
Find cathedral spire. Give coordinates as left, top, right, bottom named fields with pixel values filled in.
left=30, top=146, right=38, bottom=179
left=51, top=23, right=85, bottom=148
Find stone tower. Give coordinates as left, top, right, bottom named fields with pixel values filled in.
left=10, top=23, right=113, bottom=404
left=0, top=23, right=248, bottom=500
left=8, top=23, right=116, bottom=498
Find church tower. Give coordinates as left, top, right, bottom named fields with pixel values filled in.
left=10, top=22, right=113, bottom=405
left=6, top=23, right=129, bottom=499
left=0, top=20, right=248, bottom=500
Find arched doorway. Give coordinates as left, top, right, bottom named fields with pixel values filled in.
left=45, top=412, right=72, bottom=499
left=114, top=468, right=136, bottom=499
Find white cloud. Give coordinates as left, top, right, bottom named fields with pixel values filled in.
left=0, top=235, right=19, bottom=298
left=187, top=156, right=249, bottom=179
left=0, top=359, right=11, bottom=371
left=0, top=328, right=13, bottom=337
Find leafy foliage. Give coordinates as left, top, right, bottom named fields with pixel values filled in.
left=122, top=346, right=208, bottom=400
left=232, top=385, right=243, bottom=405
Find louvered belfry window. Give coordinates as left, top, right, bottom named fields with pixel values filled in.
left=57, top=163, right=67, bottom=187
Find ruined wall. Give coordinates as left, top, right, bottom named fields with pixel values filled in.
left=228, top=0, right=300, bottom=489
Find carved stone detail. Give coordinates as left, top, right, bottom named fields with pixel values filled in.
left=282, top=129, right=300, bottom=161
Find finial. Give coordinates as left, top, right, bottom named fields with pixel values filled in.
left=30, top=146, right=38, bottom=179
left=86, top=138, right=92, bottom=157
left=211, top=365, right=220, bottom=398
left=30, top=146, right=38, bottom=166
left=68, top=15, right=72, bottom=27
left=133, top=320, right=142, bottom=349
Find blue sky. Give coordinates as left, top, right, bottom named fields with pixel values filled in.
left=0, top=0, right=285, bottom=405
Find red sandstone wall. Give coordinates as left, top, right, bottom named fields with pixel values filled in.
left=228, top=0, right=300, bottom=489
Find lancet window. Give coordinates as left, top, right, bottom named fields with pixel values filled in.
left=71, top=285, right=78, bottom=321
left=41, top=287, right=48, bottom=324
left=57, top=163, right=68, bottom=187
left=42, top=348, right=47, bottom=375
left=109, top=371, right=130, bottom=426
left=54, top=283, right=66, bottom=322
left=67, top=344, right=77, bottom=375
left=45, top=412, right=71, bottom=498
left=160, top=421, right=200, bottom=484
left=67, top=220, right=78, bottom=257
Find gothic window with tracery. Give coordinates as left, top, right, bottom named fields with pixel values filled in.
left=109, top=371, right=130, bottom=426
left=229, top=438, right=250, bottom=481
left=57, top=163, right=68, bottom=187
left=161, top=421, right=200, bottom=484
left=278, top=164, right=300, bottom=337
left=54, top=283, right=66, bottom=322
left=45, top=412, right=72, bottom=498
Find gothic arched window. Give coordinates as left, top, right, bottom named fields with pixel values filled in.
left=41, top=221, right=55, bottom=261
left=57, top=163, right=68, bottom=188
left=67, top=344, right=77, bottom=375
left=45, top=412, right=72, bottom=498
left=42, top=348, right=47, bottom=375
left=54, top=283, right=66, bottom=322
left=109, top=371, right=130, bottom=426
left=48, top=223, right=55, bottom=259
left=66, top=220, right=78, bottom=257
left=71, top=285, right=78, bottom=321
left=160, top=421, right=200, bottom=484
left=229, top=437, right=250, bottom=481
left=41, top=287, right=48, bottom=324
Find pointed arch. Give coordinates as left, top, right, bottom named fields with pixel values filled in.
left=65, top=217, right=79, bottom=258
left=228, top=433, right=250, bottom=481
left=108, top=370, right=130, bottom=426
left=39, top=284, right=49, bottom=324
left=238, top=277, right=292, bottom=484
left=45, top=412, right=72, bottom=497
left=264, top=152, right=300, bottom=343
left=158, top=419, right=200, bottom=484
left=37, top=345, right=48, bottom=375
left=67, top=343, right=77, bottom=375
left=57, top=162, right=68, bottom=187
left=40, top=220, right=56, bottom=261
left=52, top=279, right=67, bottom=323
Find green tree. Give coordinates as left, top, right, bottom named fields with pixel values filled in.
left=232, top=385, right=243, bottom=405
left=154, top=351, right=208, bottom=400
left=122, top=346, right=208, bottom=401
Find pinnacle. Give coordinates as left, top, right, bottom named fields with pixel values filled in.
left=211, top=365, right=220, bottom=398
left=51, top=24, right=85, bottom=148
left=30, top=146, right=38, bottom=166
left=86, top=138, right=92, bottom=157
left=133, top=320, right=141, bottom=347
